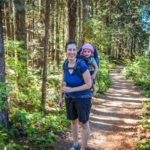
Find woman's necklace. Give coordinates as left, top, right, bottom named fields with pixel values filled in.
left=68, top=59, right=76, bottom=73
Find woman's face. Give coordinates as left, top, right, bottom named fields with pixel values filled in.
left=66, top=44, right=77, bottom=60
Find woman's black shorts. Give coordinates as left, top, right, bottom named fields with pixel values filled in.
left=65, top=96, right=92, bottom=124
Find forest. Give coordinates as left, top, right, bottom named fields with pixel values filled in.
left=0, top=0, right=150, bottom=149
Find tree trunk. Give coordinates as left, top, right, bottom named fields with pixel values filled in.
left=0, top=3, right=8, bottom=128
left=41, top=0, right=51, bottom=112
left=14, top=0, right=26, bottom=50
left=77, top=0, right=82, bottom=47
left=90, top=0, right=94, bottom=18
left=14, top=0, right=27, bottom=91
left=82, top=0, right=88, bottom=44
left=56, top=0, right=60, bottom=69
left=62, top=3, right=65, bottom=48
left=32, top=2, right=35, bottom=40
left=7, top=2, right=12, bottom=39
left=148, top=32, right=150, bottom=59
left=79, top=0, right=83, bottom=47
left=50, top=1, right=55, bottom=62
left=130, top=36, right=135, bottom=60
left=68, top=0, right=77, bottom=40
left=11, top=0, right=15, bottom=40
left=83, top=0, right=88, bottom=20
left=76, top=0, right=79, bottom=46
left=65, top=0, right=69, bottom=42
left=4, top=2, right=11, bottom=40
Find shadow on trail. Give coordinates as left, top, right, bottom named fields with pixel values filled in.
left=105, top=92, right=141, bottom=98
left=90, top=121, right=136, bottom=132
left=110, top=85, right=137, bottom=90
left=99, top=104, right=141, bottom=110
left=103, top=97, right=141, bottom=103
left=90, top=116, right=137, bottom=132
left=91, top=109, right=138, bottom=119
left=91, top=117, right=135, bottom=125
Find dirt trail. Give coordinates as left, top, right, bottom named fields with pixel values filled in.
left=54, top=66, right=144, bottom=150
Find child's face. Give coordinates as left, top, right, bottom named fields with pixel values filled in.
left=83, top=48, right=92, bottom=58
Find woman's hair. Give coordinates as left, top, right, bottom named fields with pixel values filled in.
left=65, top=40, right=77, bottom=51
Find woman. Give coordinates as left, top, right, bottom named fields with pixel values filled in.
left=59, top=40, right=92, bottom=150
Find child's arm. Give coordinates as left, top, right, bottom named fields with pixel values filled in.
left=92, top=59, right=98, bottom=80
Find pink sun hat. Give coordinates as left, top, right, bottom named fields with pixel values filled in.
left=81, top=43, right=94, bottom=56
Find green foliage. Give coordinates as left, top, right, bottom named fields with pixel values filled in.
left=5, top=40, right=63, bottom=112
left=137, top=100, right=150, bottom=150
left=0, top=125, right=22, bottom=149
left=47, top=70, right=62, bottom=102
left=136, top=139, right=150, bottom=150
left=138, top=100, right=150, bottom=130
left=5, top=141, right=22, bottom=150
left=7, top=109, right=69, bottom=149
left=0, top=126, right=8, bottom=148
left=3, top=40, right=70, bottom=148
left=0, top=109, right=69, bottom=149
left=17, top=70, right=42, bottom=110
left=96, top=54, right=114, bottom=93
left=87, top=1, right=149, bottom=59
left=84, top=18, right=111, bottom=53
left=123, top=56, right=150, bottom=149
left=143, top=100, right=150, bottom=112
left=0, top=0, right=7, bottom=4
left=123, top=56, right=150, bottom=97
left=25, top=111, right=69, bottom=148
left=5, top=40, right=41, bottom=111
left=5, top=40, right=27, bottom=94
left=0, top=83, right=8, bottom=111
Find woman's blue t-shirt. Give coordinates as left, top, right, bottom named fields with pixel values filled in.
left=63, top=59, right=91, bottom=98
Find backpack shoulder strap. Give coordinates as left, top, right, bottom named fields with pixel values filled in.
left=63, top=59, right=84, bottom=78
left=63, top=59, right=68, bottom=73
left=74, top=59, right=84, bottom=78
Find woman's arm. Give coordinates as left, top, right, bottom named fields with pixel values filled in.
left=91, top=59, right=98, bottom=79
left=62, top=70, right=92, bottom=93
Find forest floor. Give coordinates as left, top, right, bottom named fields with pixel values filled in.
left=53, top=66, right=144, bottom=150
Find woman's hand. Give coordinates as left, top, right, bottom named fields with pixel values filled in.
left=62, top=86, right=73, bottom=93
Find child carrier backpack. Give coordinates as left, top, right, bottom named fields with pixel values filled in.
left=77, top=45, right=101, bottom=93
left=63, top=57, right=101, bottom=94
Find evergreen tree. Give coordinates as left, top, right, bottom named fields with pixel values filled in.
left=0, top=1, right=8, bottom=128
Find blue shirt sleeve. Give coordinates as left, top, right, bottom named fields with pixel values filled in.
left=79, top=60, right=88, bottom=74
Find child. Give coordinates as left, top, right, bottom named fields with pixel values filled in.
left=81, top=43, right=98, bottom=96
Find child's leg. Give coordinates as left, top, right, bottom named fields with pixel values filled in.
left=93, top=83, right=96, bottom=96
